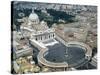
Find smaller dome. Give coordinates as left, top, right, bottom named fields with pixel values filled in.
left=41, top=21, right=45, bottom=25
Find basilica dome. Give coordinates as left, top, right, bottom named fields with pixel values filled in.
left=29, top=12, right=39, bottom=22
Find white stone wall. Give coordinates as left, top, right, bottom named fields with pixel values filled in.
left=33, top=32, right=55, bottom=42
left=56, top=34, right=67, bottom=46
left=30, top=39, right=48, bottom=51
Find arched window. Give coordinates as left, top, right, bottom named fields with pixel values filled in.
left=41, top=36, right=42, bottom=40
left=49, top=35, right=50, bottom=38
left=45, top=35, right=47, bottom=39
left=53, top=34, right=55, bottom=37
left=35, top=37, right=37, bottom=40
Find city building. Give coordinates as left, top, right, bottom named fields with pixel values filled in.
left=12, top=2, right=97, bottom=73
left=21, top=9, right=55, bottom=42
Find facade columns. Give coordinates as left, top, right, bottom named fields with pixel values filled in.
left=34, top=32, right=55, bottom=41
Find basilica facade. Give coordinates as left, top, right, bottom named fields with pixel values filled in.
left=20, top=9, right=55, bottom=42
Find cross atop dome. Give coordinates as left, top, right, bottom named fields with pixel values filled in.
left=32, top=8, right=35, bottom=13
